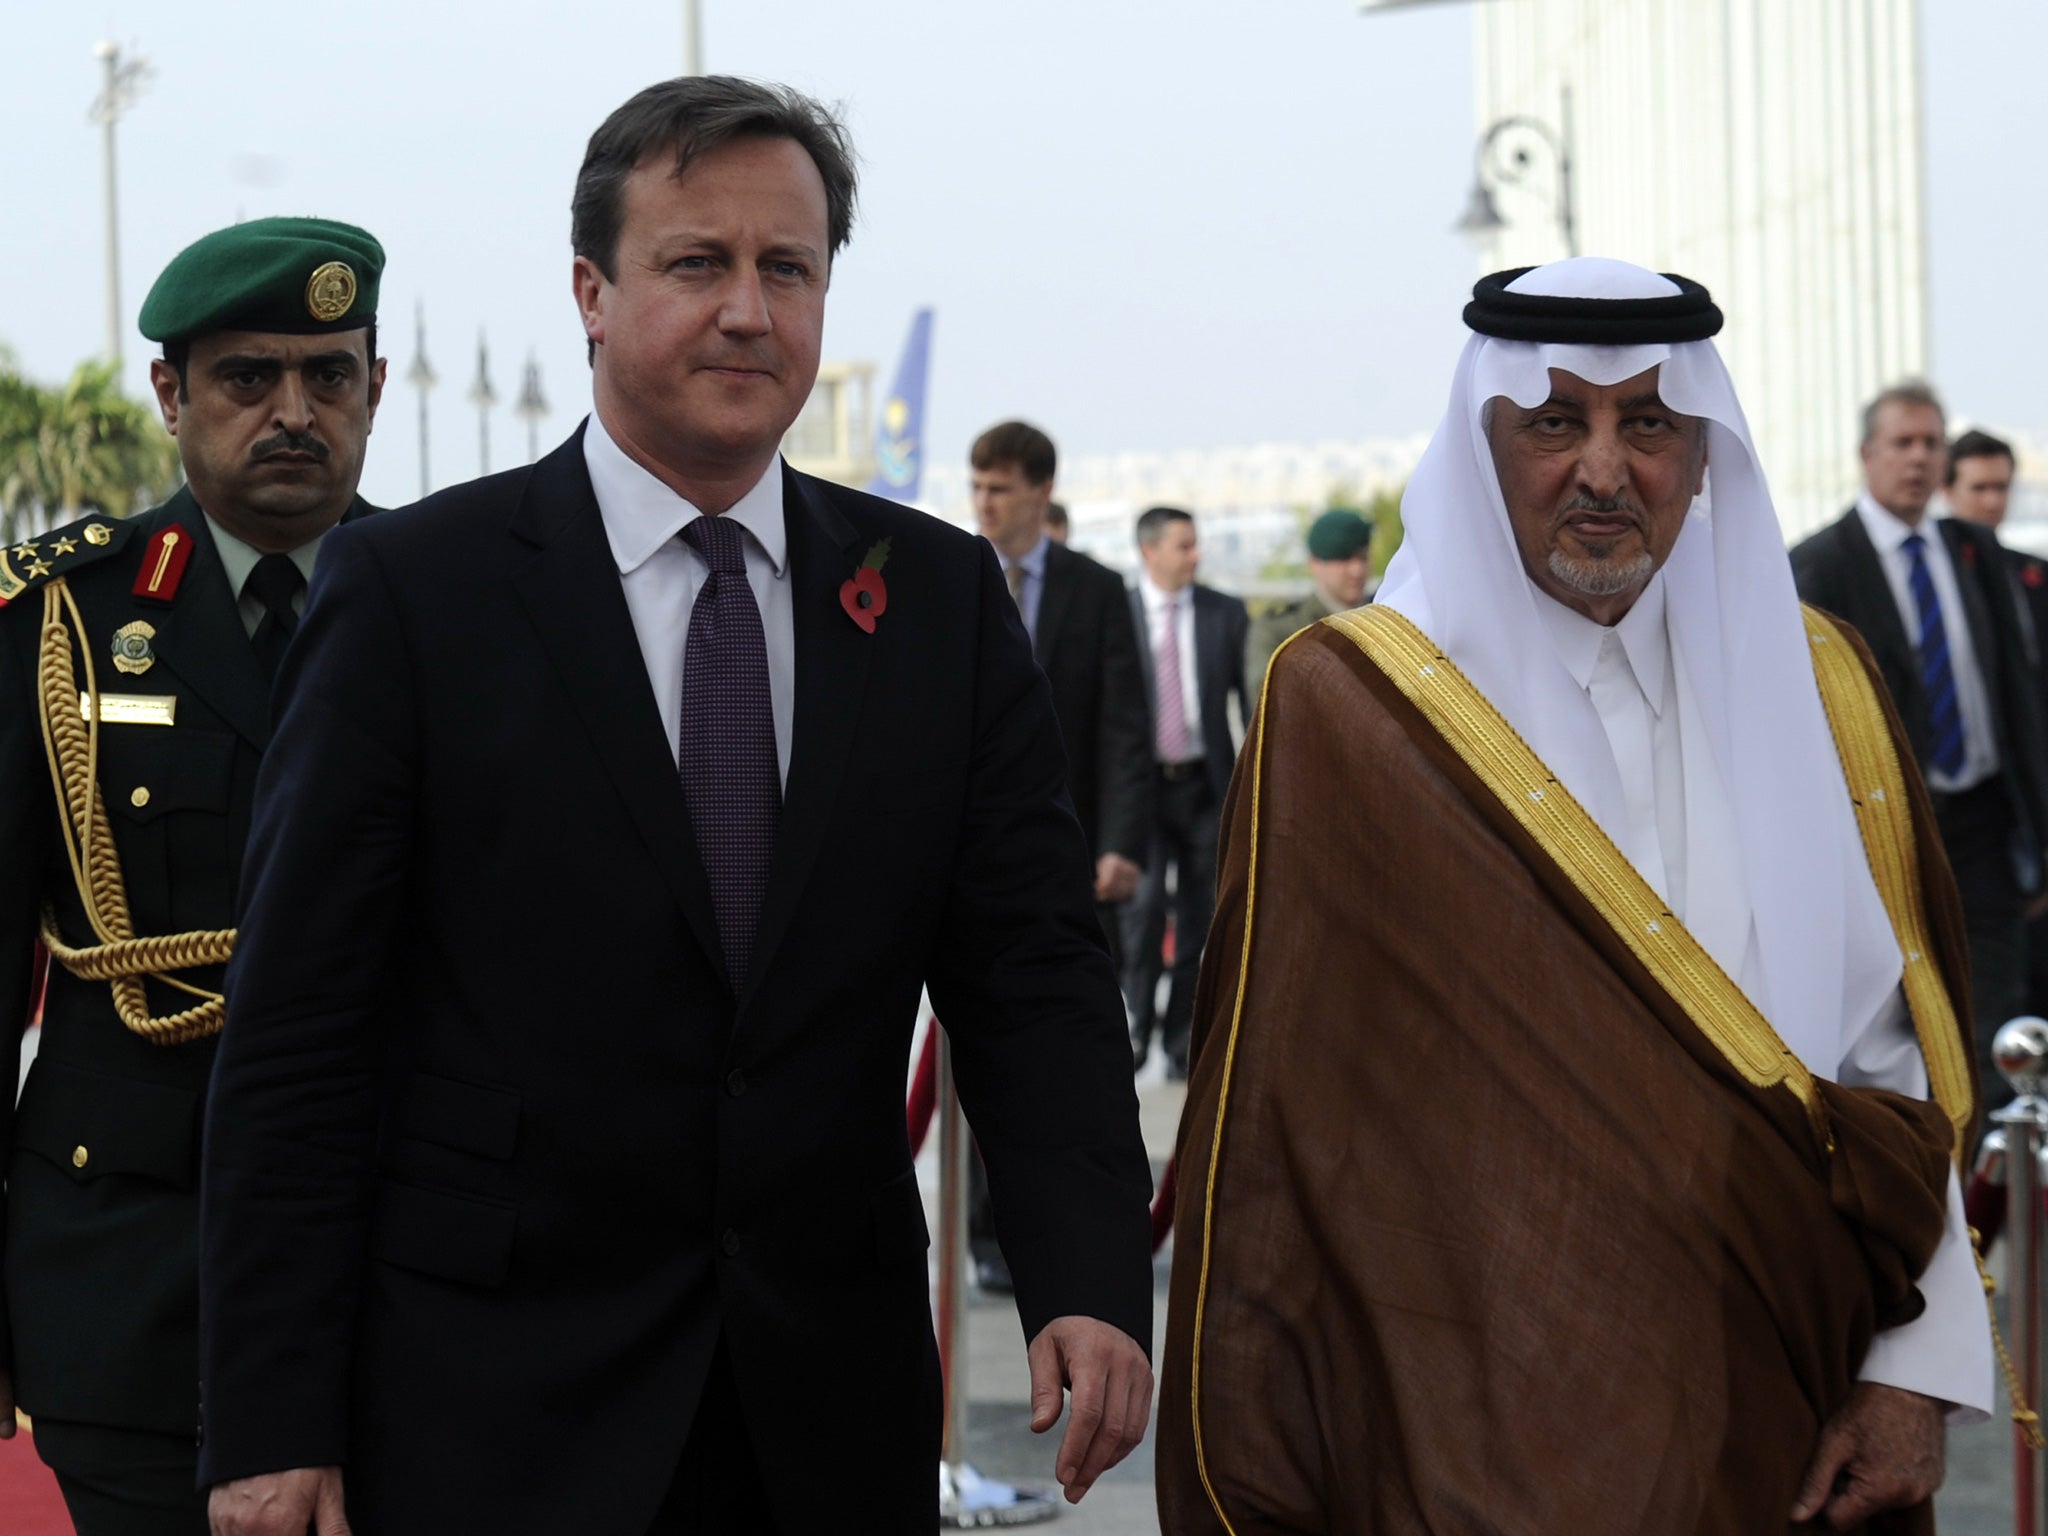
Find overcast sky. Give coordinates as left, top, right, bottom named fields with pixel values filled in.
left=3, top=0, right=2041, bottom=510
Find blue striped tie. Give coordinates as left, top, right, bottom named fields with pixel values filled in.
left=1903, top=532, right=1967, bottom=778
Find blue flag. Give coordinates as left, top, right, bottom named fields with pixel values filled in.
left=866, top=308, right=933, bottom=503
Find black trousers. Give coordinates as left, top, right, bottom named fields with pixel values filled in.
left=32, top=1418, right=207, bottom=1536
left=647, top=1340, right=776, bottom=1535
left=1120, top=766, right=1220, bottom=1071
left=1934, top=776, right=2028, bottom=1117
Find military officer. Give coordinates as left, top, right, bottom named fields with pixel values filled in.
left=1243, top=507, right=1375, bottom=690
left=0, top=216, right=385, bottom=1534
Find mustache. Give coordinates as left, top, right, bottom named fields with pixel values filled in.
left=250, top=430, right=329, bottom=463
left=1559, top=492, right=1643, bottom=518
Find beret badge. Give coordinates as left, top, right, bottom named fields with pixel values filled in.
left=305, top=261, right=358, bottom=323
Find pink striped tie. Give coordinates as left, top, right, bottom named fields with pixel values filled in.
left=1155, top=594, right=1189, bottom=760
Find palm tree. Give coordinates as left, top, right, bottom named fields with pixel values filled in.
left=0, top=353, right=179, bottom=548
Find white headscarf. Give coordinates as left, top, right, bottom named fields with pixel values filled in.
left=1377, top=258, right=1897, bottom=1074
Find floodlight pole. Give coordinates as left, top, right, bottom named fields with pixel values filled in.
left=90, top=41, right=151, bottom=369
left=684, top=0, right=703, bottom=74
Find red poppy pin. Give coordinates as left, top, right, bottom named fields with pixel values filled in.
left=1960, top=540, right=1979, bottom=570
left=840, top=538, right=892, bottom=634
left=2026, top=563, right=2046, bottom=590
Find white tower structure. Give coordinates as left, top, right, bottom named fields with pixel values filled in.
left=1470, top=0, right=1928, bottom=539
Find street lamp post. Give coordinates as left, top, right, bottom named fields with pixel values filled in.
left=406, top=302, right=437, bottom=500
left=1456, top=85, right=1577, bottom=260
left=684, top=0, right=703, bottom=74
left=469, top=332, right=497, bottom=478
left=514, top=354, right=549, bottom=464
left=89, top=40, right=152, bottom=370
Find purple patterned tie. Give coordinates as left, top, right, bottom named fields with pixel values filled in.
left=678, top=515, right=781, bottom=988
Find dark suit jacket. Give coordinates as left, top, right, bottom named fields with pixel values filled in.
left=1034, top=541, right=1151, bottom=863
left=1791, top=506, right=2048, bottom=878
left=197, top=430, right=1153, bottom=1534
left=0, top=493, right=366, bottom=1437
left=1129, top=582, right=1251, bottom=806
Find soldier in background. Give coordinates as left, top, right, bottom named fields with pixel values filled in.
left=1244, top=507, right=1375, bottom=691
left=0, top=216, right=384, bottom=1534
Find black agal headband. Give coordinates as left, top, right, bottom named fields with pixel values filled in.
left=1464, top=267, right=1724, bottom=345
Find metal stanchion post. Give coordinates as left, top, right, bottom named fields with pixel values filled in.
left=1995, top=1018, right=2048, bottom=1536
left=934, top=1031, right=1060, bottom=1527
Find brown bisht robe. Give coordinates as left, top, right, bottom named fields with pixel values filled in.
left=1157, top=614, right=1970, bottom=1536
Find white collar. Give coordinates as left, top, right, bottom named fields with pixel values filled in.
left=1532, top=572, right=1670, bottom=718
left=1855, top=490, right=1936, bottom=557
left=583, top=409, right=787, bottom=578
left=1013, top=532, right=1051, bottom=578
left=1140, top=573, right=1191, bottom=612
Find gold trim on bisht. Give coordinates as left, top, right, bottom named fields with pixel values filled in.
left=1801, top=605, right=1974, bottom=1157
left=1329, top=605, right=1827, bottom=1125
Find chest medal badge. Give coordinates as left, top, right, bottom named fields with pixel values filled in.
left=111, top=619, right=158, bottom=676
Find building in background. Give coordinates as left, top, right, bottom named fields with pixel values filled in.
left=781, top=359, right=878, bottom=489
left=1467, top=0, right=1927, bottom=539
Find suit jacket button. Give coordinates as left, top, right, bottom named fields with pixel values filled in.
left=71, top=1145, right=89, bottom=1169
left=720, top=1228, right=742, bottom=1257
left=724, top=1069, right=746, bottom=1098
left=130, top=786, right=150, bottom=808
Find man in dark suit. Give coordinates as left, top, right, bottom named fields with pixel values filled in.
left=1792, top=384, right=2048, bottom=1114
left=965, top=419, right=1152, bottom=1290
left=0, top=218, right=386, bottom=1535
left=198, top=78, right=1153, bottom=1536
left=1943, top=427, right=2048, bottom=1016
left=1122, top=506, right=1249, bottom=1079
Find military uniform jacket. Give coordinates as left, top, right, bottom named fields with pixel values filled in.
left=0, top=490, right=366, bottom=1434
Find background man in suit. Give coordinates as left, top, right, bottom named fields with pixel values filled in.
left=965, top=419, right=1152, bottom=1291
left=1943, top=428, right=2048, bottom=1013
left=1792, top=383, right=2048, bottom=1113
left=198, top=77, right=1152, bottom=1536
left=0, top=217, right=385, bottom=1536
left=1122, top=506, right=1249, bottom=1078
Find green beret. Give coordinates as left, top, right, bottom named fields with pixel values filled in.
left=1307, top=508, right=1373, bottom=560
left=139, top=216, right=383, bottom=344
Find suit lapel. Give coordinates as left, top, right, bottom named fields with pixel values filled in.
left=1940, top=520, right=2003, bottom=697
left=508, top=429, right=725, bottom=978
left=144, top=493, right=273, bottom=749
left=1129, top=587, right=1157, bottom=723
left=1835, top=512, right=1918, bottom=681
left=740, top=467, right=869, bottom=1017
left=1033, top=543, right=1076, bottom=669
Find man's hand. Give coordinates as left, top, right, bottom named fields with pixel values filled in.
left=1094, top=853, right=1141, bottom=904
left=1027, top=1315, right=1152, bottom=1504
left=1790, top=1382, right=1945, bottom=1528
left=209, top=1466, right=350, bottom=1536
left=0, top=1367, right=14, bottom=1439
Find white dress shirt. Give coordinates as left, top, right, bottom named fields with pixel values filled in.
left=204, top=513, right=323, bottom=639
left=1139, top=574, right=1203, bottom=763
left=582, top=410, right=794, bottom=785
left=1538, top=577, right=1992, bottom=1419
left=998, top=532, right=1051, bottom=646
left=1854, top=494, right=2000, bottom=792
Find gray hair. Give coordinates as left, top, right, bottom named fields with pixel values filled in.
left=1860, top=379, right=1946, bottom=446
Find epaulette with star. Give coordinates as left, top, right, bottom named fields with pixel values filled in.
left=0, top=513, right=140, bottom=607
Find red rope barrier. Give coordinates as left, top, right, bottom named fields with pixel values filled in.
left=1150, top=1155, right=1177, bottom=1254
left=905, top=1020, right=940, bottom=1156
left=904, top=1013, right=1179, bottom=1254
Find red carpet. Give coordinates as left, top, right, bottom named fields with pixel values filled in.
left=0, top=1422, right=73, bottom=1535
